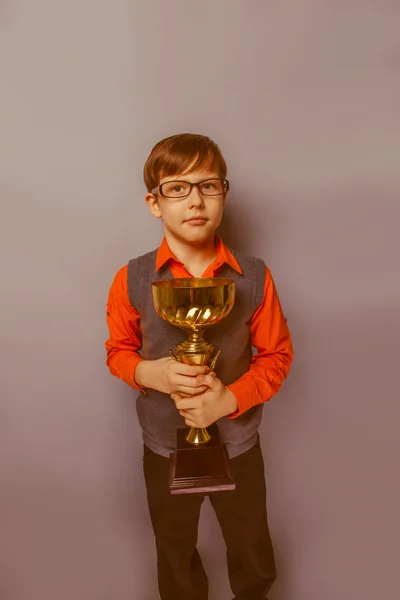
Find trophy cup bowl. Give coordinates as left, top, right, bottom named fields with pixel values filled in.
left=151, top=277, right=236, bottom=494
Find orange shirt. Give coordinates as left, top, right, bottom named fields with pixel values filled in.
left=105, top=236, right=293, bottom=417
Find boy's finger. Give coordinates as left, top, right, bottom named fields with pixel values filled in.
left=174, top=397, right=199, bottom=410
left=177, top=385, right=209, bottom=396
left=197, top=373, right=217, bottom=386
left=175, top=363, right=210, bottom=376
left=174, top=375, right=209, bottom=389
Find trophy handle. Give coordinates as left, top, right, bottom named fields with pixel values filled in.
left=209, top=348, right=222, bottom=371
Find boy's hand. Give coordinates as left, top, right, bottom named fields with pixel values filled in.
left=135, top=357, right=212, bottom=396
left=171, top=374, right=238, bottom=428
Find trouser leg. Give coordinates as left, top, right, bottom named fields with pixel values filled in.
left=209, top=440, right=276, bottom=600
left=142, top=445, right=208, bottom=600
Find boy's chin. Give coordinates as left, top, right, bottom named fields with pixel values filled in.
left=171, top=228, right=216, bottom=245
left=184, top=228, right=215, bottom=241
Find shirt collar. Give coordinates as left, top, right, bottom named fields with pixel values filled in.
left=155, top=235, right=243, bottom=275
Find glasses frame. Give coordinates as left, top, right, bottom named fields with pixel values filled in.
left=151, top=178, right=230, bottom=199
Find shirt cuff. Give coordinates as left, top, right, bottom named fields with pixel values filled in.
left=118, top=354, right=147, bottom=393
left=226, top=376, right=259, bottom=419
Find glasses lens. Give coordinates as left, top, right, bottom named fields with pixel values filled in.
left=161, top=181, right=191, bottom=198
left=199, top=179, right=228, bottom=195
left=160, top=179, right=229, bottom=198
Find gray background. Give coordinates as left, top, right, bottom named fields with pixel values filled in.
left=1, top=1, right=399, bottom=599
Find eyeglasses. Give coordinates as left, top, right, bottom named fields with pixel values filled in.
left=151, top=178, right=229, bottom=199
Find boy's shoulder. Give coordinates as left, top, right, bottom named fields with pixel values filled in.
left=127, top=247, right=158, bottom=264
left=113, top=248, right=158, bottom=277
left=224, top=245, right=267, bottom=272
left=126, top=247, right=159, bottom=281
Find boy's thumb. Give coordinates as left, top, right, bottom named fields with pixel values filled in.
left=198, top=372, right=217, bottom=385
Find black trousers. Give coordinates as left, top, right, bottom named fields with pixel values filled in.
left=143, top=439, right=276, bottom=600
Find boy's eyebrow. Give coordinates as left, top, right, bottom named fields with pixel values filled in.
left=160, top=174, right=220, bottom=184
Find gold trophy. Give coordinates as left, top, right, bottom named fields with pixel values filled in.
left=152, top=278, right=236, bottom=494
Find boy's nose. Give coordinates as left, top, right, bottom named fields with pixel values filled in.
left=187, top=186, right=205, bottom=208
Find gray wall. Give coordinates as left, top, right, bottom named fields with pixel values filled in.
left=1, top=2, right=399, bottom=599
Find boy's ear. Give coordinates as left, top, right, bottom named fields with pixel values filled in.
left=145, top=193, right=162, bottom=219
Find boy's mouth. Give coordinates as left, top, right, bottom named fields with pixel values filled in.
left=184, top=217, right=208, bottom=225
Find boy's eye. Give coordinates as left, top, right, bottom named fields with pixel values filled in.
left=201, top=180, right=224, bottom=194
left=162, top=181, right=190, bottom=196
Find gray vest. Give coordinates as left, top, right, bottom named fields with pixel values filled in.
left=127, top=248, right=266, bottom=458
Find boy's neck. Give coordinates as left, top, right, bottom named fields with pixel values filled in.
left=165, top=234, right=216, bottom=278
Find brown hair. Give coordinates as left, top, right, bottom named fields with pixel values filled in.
left=143, top=133, right=227, bottom=192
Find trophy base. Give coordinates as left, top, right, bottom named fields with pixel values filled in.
left=169, top=425, right=235, bottom=495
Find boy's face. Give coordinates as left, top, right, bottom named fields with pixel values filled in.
left=145, top=168, right=227, bottom=247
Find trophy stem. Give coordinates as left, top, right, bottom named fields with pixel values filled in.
left=176, top=328, right=214, bottom=365
left=187, top=329, right=203, bottom=343
left=175, top=331, right=223, bottom=446
left=176, top=331, right=215, bottom=445
left=186, top=427, right=211, bottom=445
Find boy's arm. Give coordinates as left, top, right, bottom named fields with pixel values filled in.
left=172, top=267, right=293, bottom=426
left=105, top=266, right=211, bottom=394
left=105, top=266, right=144, bottom=389
left=226, top=267, right=294, bottom=417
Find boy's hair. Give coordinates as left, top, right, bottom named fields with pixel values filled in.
left=143, top=133, right=227, bottom=192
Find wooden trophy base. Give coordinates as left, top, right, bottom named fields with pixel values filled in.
left=169, top=425, right=235, bottom=495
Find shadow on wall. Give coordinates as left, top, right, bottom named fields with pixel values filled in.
left=217, top=188, right=274, bottom=257
left=218, top=182, right=398, bottom=600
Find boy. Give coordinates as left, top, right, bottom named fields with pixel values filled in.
left=105, top=133, right=293, bottom=600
